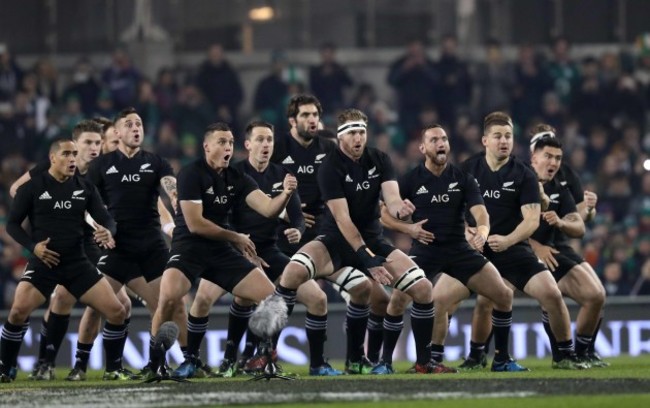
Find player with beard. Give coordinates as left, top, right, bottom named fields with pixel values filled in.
left=458, top=112, right=587, bottom=370
left=272, top=95, right=390, bottom=364
left=527, top=126, right=607, bottom=367
left=86, top=107, right=180, bottom=380
left=149, top=123, right=298, bottom=377
left=1, top=139, right=126, bottom=383
left=374, top=124, right=524, bottom=373
left=265, top=109, right=434, bottom=375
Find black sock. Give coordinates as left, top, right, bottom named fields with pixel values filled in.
left=118, top=317, right=131, bottom=360
left=305, top=312, right=327, bottom=368
left=44, top=312, right=70, bottom=366
left=242, top=329, right=260, bottom=358
left=575, top=333, right=592, bottom=356
left=346, top=302, right=369, bottom=363
left=483, top=330, right=494, bottom=355
left=380, top=314, right=404, bottom=365
left=224, top=302, right=254, bottom=361
left=542, top=311, right=559, bottom=360
left=556, top=339, right=575, bottom=361
left=274, top=285, right=297, bottom=316
left=180, top=346, right=189, bottom=360
left=431, top=343, right=444, bottom=363
left=366, top=313, right=384, bottom=363
left=37, top=317, right=48, bottom=364
left=492, top=309, right=512, bottom=363
left=186, top=314, right=209, bottom=358
left=589, top=317, right=603, bottom=353
left=103, top=322, right=127, bottom=371
left=468, top=341, right=486, bottom=361
left=411, top=302, right=434, bottom=365
left=74, top=342, right=94, bottom=371
left=1, top=322, right=25, bottom=373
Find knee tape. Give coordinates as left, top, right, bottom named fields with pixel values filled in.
left=290, top=252, right=317, bottom=280
left=393, top=266, right=426, bottom=292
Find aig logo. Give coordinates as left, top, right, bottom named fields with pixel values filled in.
left=54, top=200, right=72, bottom=209
left=213, top=196, right=228, bottom=204
left=430, top=194, right=449, bottom=203
left=483, top=190, right=500, bottom=199
left=356, top=181, right=370, bottom=191
left=121, top=174, right=141, bottom=183
left=297, top=165, right=314, bottom=174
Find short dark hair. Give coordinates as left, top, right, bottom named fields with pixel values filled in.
left=337, top=109, right=368, bottom=126
left=529, top=123, right=556, bottom=138
left=532, top=135, right=563, bottom=152
left=420, top=124, right=445, bottom=139
left=483, top=111, right=513, bottom=134
left=72, top=119, right=103, bottom=141
left=114, top=107, right=138, bottom=125
left=49, top=138, right=74, bottom=155
left=92, top=117, right=114, bottom=135
left=204, top=122, right=231, bottom=140
left=286, top=94, right=322, bottom=119
left=245, top=120, right=274, bottom=139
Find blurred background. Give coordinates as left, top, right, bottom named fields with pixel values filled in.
left=1, top=0, right=650, bottom=309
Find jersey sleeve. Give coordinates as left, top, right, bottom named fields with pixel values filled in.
left=397, top=172, right=413, bottom=201
left=520, top=167, right=541, bottom=206
left=86, top=156, right=104, bottom=188
left=378, top=151, right=396, bottom=182
left=557, top=186, right=577, bottom=217
left=286, top=191, right=306, bottom=233
left=177, top=165, right=203, bottom=201
left=239, top=173, right=259, bottom=199
left=565, top=166, right=584, bottom=204
left=85, top=181, right=117, bottom=236
left=318, top=160, right=345, bottom=201
left=464, top=173, right=484, bottom=208
left=28, top=160, right=50, bottom=177
left=157, top=156, right=175, bottom=179
left=6, top=182, right=36, bottom=252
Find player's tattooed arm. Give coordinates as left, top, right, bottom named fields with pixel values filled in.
left=160, top=176, right=178, bottom=211
left=497, top=203, right=540, bottom=249
left=552, top=211, right=585, bottom=238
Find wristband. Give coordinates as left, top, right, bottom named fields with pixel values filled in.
left=356, top=245, right=386, bottom=269
left=162, top=222, right=175, bottom=235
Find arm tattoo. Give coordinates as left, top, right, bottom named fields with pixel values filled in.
left=161, top=176, right=177, bottom=198
left=564, top=213, right=580, bottom=222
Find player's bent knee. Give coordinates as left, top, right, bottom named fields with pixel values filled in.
left=289, top=252, right=317, bottom=280
left=396, top=267, right=429, bottom=299
left=348, top=279, right=372, bottom=304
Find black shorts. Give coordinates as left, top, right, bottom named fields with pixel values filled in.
left=83, top=240, right=103, bottom=265
left=257, top=244, right=290, bottom=283
left=21, top=256, right=103, bottom=300
left=315, top=231, right=394, bottom=277
left=98, top=243, right=169, bottom=284
left=410, top=242, right=489, bottom=286
left=551, top=252, right=580, bottom=282
left=484, top=243, right=547, bottom=291
left=166, top=241, right=256, bottom=293
left=555, top=243, right=585, bottom=264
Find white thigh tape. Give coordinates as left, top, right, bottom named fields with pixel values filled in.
left=393, top=266, right=426, bottom=292
left=290, top=252, right=317, bottom=279
left=334, top=267, right=367, bottom=292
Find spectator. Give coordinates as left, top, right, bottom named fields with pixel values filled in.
left=0, top=43, right=23, bottom=101
left=387, top=39, right=438, bottom=139
left=101, top=48, right=141, bottom=110
left=436, top=35, right=472, bottom=126
left=309, top=42, right=353, bottom=116
left=154, top=67, right=178, bottom=121
left=253, top=50, right=289, bottom=133
left=601, top=262, right=632, bottom=296
left=196, top=43, right=243, bottom=131
left=63, top=58, right=101, bottom=117
left=512, top=44, right=551, bottom=129
left=473, top=39, right=514, bottom=118
left=545, top=36, right=581, bottom=108
left=135, top=79, right=161, bottom=140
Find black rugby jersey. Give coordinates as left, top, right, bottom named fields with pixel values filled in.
left=30, top=160, right=97, bottom=245
left=7, top=172, right=115, bottom=258
left=399, top=163, right=483, bottom=245
left=174, top=159, right=258, bottom=245
left=87, top=149, right=173, bottom=246
left=461, top=152, right=540, bottom=236
left=553, top=162, right=584, bottom=247
left=531, top=178, right=577, bottom=245
left=230, top=160, right=304, bottom=245
left=318, top=147, right=395, bottom=236
left=271, top=133, right=335, bottom=216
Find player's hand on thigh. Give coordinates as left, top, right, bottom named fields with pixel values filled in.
left=33, top=238, right=60, bottom=268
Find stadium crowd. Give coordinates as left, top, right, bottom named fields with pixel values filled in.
left=1, top=36, right=650, bottom=311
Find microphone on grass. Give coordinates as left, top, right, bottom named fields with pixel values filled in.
left=151, top=321, right=179, bottom=370
left=248, top=295, right=288, bottom=338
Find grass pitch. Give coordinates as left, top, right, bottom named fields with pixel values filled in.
left=1, top=355, right=649, bottom=407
